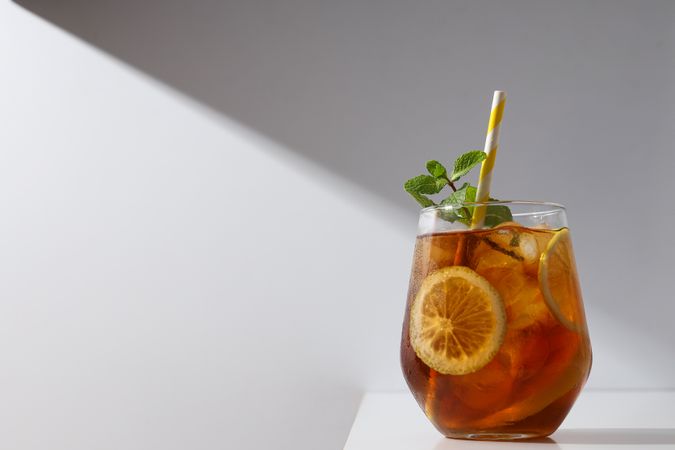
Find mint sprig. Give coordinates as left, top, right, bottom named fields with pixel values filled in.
left=404, top=150, right=512, bottom=227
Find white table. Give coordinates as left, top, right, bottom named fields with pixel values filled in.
left=344, top=391, right=675, bottom=449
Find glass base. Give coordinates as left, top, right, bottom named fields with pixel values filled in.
left=446, top=432, right=550, bottom=441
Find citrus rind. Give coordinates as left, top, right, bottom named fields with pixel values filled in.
left=409, top=266, right=506, bottom=375
left=538, top=229, right=582, bottom=332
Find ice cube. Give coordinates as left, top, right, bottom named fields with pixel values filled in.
left=470, top=227, right=539, bottom=273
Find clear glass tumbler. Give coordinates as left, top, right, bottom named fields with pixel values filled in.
left=400, top=201, right=592, bottom=440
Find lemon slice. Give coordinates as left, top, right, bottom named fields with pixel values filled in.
left=539, top=229, right=584, bottom=332
left=410, top=266, right=506, bottom=375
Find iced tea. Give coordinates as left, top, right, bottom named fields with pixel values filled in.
left=401, top=216, right=591, bottom=440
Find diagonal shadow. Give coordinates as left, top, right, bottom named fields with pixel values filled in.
left=13, top=0, right=675, bottom=213
left=9, top=0, right=598, bottom=212
left=17, top=0, right=488, bottom=213
left=12, top=0, right=675, bottom=215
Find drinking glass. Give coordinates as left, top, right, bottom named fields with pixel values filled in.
left=400, top=201, right=592, bottom=440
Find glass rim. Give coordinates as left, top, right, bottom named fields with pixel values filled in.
left=420, top=200, right=566, bottom=214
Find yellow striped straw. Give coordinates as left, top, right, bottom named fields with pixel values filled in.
left=471, top=90, right=506, bottom=228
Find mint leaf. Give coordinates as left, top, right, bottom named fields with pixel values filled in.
left=450, top=151, right=486, bottom=182
left=440, top=183, right=477, bottom=206
left=426, top=160, right=447, bottom=178
left=440, top=183, right=477, bottom=225
left=404, top=175, right=446, bottom=207
left=408, top=191, right=435, bottom=208
left=484, top=204, right=513, bottom=227
left=404, top=175, right=446, bottom=195
left=438, top=209, right=462, bottom=223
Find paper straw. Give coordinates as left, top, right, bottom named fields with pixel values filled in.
left=426, top=92, right=507, bottom=417
left=471, top=90, right=506, bottom=228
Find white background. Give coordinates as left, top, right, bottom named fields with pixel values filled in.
left=1, top=1, right=674, bottom=449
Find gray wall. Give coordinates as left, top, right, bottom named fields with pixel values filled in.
left=3, top=1, right=675, bottom=449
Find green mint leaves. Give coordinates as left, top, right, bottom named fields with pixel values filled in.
left=404, top=150, right=483, bottom=211
left=483, top=203, right=513, bottom=227
left=449, top=150, right=486, bottom=182
left=403, top=174, right=447, bottom=208
left=404, top=175, right=447, bottom=195
left=404, top=150, right=512, bottom=227
left=441, top=182, right=477, bottom=207
left=426, top=160, right=447, bottom=178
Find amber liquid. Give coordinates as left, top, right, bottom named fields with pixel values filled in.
left=400, top=225, right=592, bottom=439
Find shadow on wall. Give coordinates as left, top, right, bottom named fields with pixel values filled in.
left=13, top=0, right=675, bottom=212
left=15, top=0, right=509, bottom=214
left=12, top=0, right=622, bottom=212
left=14, top=0, right=675, bottom=210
